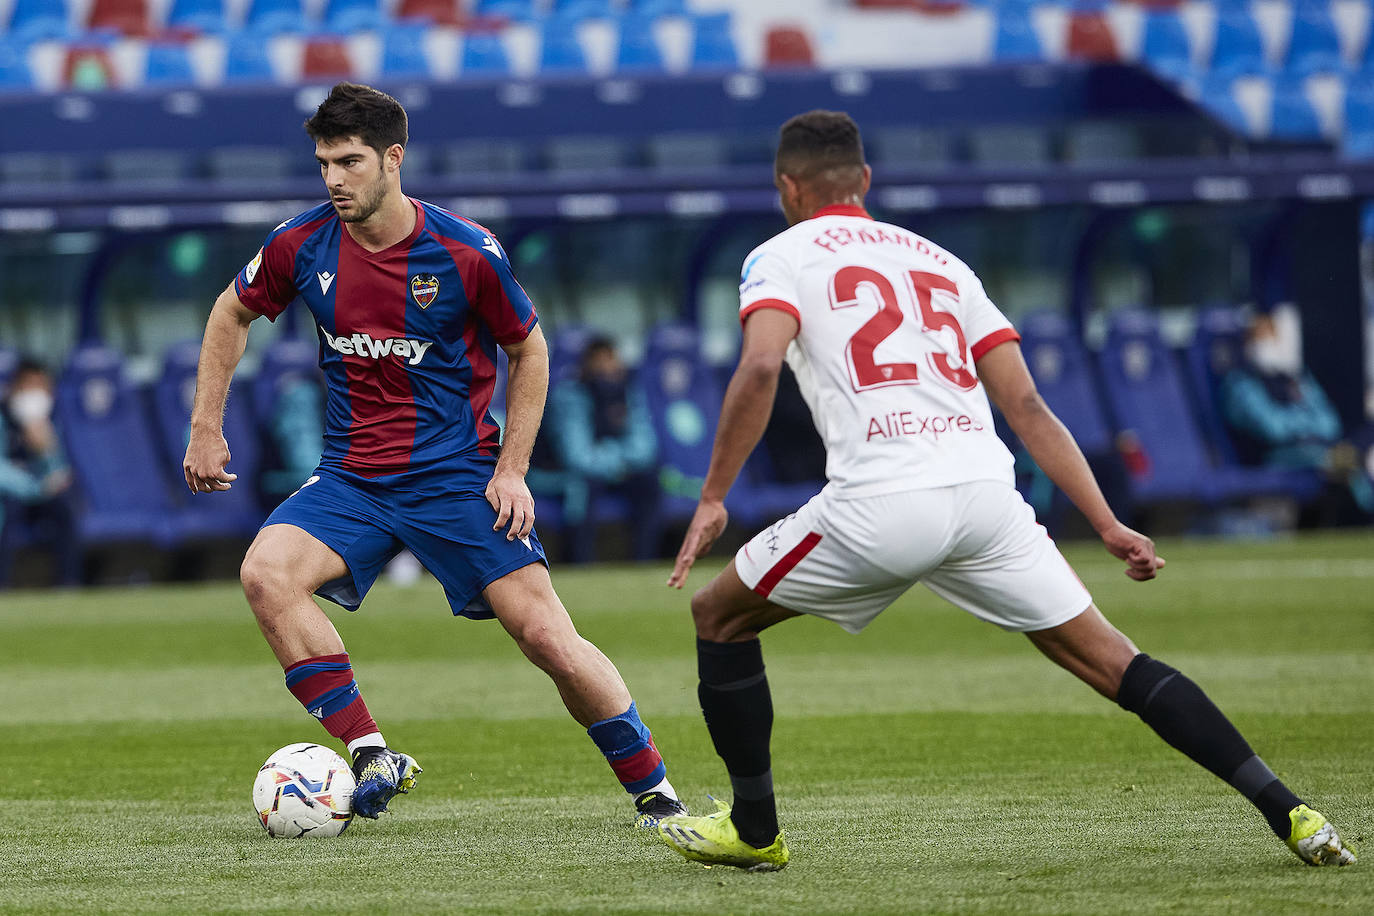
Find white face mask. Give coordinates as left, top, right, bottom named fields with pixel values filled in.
left=9, top=388, right=53, bottom=423
left=1246, top=337, right=1302, bottom=377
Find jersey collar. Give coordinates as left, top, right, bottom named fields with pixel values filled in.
left=809, top=204, right=872, bottom=221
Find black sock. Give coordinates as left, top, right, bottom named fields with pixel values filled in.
left=1117, top=654, right=1303, bottom=837
left=696, top=637, right=779, bottom=847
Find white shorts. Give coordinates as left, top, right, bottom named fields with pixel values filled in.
left=734, top=481, right=1092, bottom=634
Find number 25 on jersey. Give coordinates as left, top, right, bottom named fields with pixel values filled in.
left=828, top=266, right=979, bottom=394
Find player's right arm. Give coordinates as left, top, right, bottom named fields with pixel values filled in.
left=183, top=284, right=259, bottom=494
left=668, top=307, right=799, bottom=588
left=977, top=340, right=1165, bottom=581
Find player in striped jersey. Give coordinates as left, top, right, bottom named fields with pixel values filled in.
left=183, top=83, right=683, bottom=830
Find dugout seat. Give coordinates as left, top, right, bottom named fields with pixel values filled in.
left=638, top=322, right=721, bottom=524
left=1019, top=311, right=1113, bottom=457
left=154, top=340, right=267, bottom=540
left=1181, top=307, right=1321, bottom=502
left=54, top=345, right=173, bottom=550
left=1097, top=309, right=1318, bottom=511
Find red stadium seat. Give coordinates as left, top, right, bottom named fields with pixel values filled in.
left=87, top=0, right=150, bottom=36
left=302, top=38, right=354, bottom=78
left=396, top=0, right=463, bottom=26
left=764, top=25, right=815, bottom=69
left=1066, top=10, right=1120, bottom=63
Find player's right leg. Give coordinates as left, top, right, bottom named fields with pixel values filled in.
left=656, top=560, right=799, bottom=870
left=241, top=478, right=420, bottom=819
left=1026, top=603, right=1356, bottom=866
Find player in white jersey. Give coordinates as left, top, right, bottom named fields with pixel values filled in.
left=655, top=110, right=1354, bottom=872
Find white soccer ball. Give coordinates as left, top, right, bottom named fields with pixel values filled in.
left=252, top=742, right=356, bottom=838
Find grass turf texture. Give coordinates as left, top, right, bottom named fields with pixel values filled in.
left=2, top=532, right=1372, bottom=914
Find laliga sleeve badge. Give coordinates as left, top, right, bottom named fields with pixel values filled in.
left=410, top=273, right=439, bottom=309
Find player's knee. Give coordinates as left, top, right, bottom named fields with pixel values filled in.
left=240, top=551, right=294, bottom=614
left=513, top=623, right=579, bottom=678
left=690, top=590, right=737, bottom=642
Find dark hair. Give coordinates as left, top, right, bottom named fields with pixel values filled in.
left=775, top=110, right=865, bottom=183
left=14, top=356, right=50, bottom=378
left=303, top=82, right=408, bottom=156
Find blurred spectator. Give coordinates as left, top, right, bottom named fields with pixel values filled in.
left=548, top=337, right=661, bottom=562
left=1222, top=308, right=1374, bottom=526
left=260, top=375, right=325, bottom=502
left=0, top=358, right=80, bottom=585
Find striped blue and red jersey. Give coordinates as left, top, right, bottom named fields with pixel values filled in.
left=233, top=198, right=536, bottom=483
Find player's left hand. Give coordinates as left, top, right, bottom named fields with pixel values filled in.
left=668, top=499, right=728, bottom=589
left=486, top=469, right=536, bottom=541
left=1099, top=521, right=1166, bottom=581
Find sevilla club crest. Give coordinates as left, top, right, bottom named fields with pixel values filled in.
left=410, top=273, right=440, bottom=309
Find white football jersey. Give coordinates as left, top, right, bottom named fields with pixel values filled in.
left=739, top=205, right=1020, bottom=497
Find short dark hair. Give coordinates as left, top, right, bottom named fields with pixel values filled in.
left=775, top=110, right=865, bottom=182
left=303, top=82, right=408, bottom=156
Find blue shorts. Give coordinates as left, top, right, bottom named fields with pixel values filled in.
left=263, top=468, right=547, bottom=619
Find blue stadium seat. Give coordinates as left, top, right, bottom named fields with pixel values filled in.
left=223, top=31, right=278, bottom=83
left=144, top=41, right=197, bottom=86
left=165, top=0, right=225, bottom=33
left=690, top=11, right=738, bottom=71
left=1208, top=8, right=1267, bottom=80
left=1269, top=82, right=1324, bottom=141
left=7, top=0, right=70, bottom=45
left=1196, top=73, right=1251, bottom=135
left=474, top=0, right=536, bottom=20
left=1342, top=83, right=1374, bottom=158
left=460, top=31, right=511, bottom=78
left=1284, top=0, right=1342, bottom=78
left=615, top=12, right=664, bottom=73
left=637, top=322, right=721, bottom=523
left=244, top=0, right=307, bottom=35
left=54, top=345, right=174, bottom=550
left=539, top=15, right=588, bottom=75
left=551, top=0, right=613, bottom=20
left=0, top=347, right=18, bottom=391
left=992, top=6, right=1043, bottom=63
left=627, top=0, right=685, bottom=16
left=379, top=22, right=432, bottom=78
left=322, top=0, right=383, bottom=33
left=1139, top=9, right=1191, bottom=85
left=153, top=340, right=266, bottom=540
left=0, top=39, right=33, bottom=89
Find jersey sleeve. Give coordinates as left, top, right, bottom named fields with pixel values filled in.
left=233, top=230, right=299, bottom=322
left=738, top=243, right=801, bottom=326
left=961, top=272, right=1020, bottom=362
left=471, top=235, right=538, bottom=345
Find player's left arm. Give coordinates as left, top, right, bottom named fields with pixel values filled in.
left=977, top=340, right=1164, bottom=581
left=668, top=308, right=798, bottom=588
left=489, top=323, right=548, bottom=541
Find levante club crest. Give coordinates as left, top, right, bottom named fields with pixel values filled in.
left=410, top=274, right=440, bottom=309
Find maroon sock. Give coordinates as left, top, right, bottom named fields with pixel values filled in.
left=284, top=653, right=379, bottom=745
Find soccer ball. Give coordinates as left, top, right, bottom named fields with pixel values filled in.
left=252, top=743, right=355, bottom=838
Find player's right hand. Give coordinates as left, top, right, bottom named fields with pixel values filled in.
left=668, top=499, right=728, bottom=589
left=183, top=431, right=238, bottom=494
left=1099, top=521, right=1165, bottom=581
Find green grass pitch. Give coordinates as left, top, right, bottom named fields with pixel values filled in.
left=2, top=531, right=1372, bottom=914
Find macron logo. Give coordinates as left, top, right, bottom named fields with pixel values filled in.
left=321, top=327, right=434, bottom=366
left=317, top=271, right=335, bottom=295
left=482, top=236, right=502, bottom=259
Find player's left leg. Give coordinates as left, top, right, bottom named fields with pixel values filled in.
left=482, top=562, right=686, bottom=825
left=1027, top=606, right=1356, bottom=866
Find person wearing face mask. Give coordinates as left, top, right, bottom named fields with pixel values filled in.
left=1222, top=308, right=1373, bottom=525
left=0, top=357, right=80, bottom=586
left=547, top=336, right=661, bottom=563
